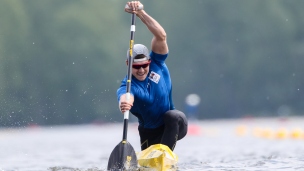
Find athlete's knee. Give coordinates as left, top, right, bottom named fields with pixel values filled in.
left=163, top=110, right=187, bottom=126
left=165, top=110, right=188, bottom=140
left=163, top=110, right=179, bottom=126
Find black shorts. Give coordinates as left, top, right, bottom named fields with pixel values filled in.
left=138, top=109, right=188, bottom=151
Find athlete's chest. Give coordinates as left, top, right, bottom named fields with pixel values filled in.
left=136, top=71, right=168, bottom=101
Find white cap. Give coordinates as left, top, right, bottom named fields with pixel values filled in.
left=127, top=44, right=150, bottom=62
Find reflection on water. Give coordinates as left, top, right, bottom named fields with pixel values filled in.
left=1, top=117, right=304, bottom=171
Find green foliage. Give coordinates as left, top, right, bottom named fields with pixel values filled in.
left=0, top=0, right=304, bottom=127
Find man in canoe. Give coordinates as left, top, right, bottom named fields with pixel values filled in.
left=117, top=1, right=188, bottom=151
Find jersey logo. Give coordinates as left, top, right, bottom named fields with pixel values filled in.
left=149, top=71, right=160, bottom=84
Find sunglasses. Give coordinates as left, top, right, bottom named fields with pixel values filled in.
left=132, top=62, right=150, bottom=69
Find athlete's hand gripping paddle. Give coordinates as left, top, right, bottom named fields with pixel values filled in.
left=107, top=6, right=138, bottom=171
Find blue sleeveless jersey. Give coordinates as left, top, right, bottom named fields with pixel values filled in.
left=117, top=51, right=175, bottom=128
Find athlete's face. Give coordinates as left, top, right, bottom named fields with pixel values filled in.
left=127, top=60, right=150, bottom=81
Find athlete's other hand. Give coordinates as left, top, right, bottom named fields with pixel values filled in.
left=125, top=1, right=144, bottom=14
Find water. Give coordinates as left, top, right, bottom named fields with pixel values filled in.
left=1, top=117, right=304, bottom=171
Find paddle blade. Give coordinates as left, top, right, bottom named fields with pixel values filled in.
left=107, top=141, right=138, bottom=171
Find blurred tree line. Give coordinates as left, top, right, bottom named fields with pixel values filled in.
left=0, top=0, right=303, bottom=127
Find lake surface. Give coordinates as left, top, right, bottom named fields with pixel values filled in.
left=1, top=117, right=304, bottom=171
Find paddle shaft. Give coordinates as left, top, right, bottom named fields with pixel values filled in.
left=107, top=11, right=138, bottom=171
left=123, top=13, right=136, bottom=141
left=107, top=13, right=138, bottom=171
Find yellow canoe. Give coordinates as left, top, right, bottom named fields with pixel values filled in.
left=137, top=144, right=178, bottom=171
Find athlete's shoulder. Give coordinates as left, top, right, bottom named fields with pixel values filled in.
left=150, top=51, right=169, bottom=63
